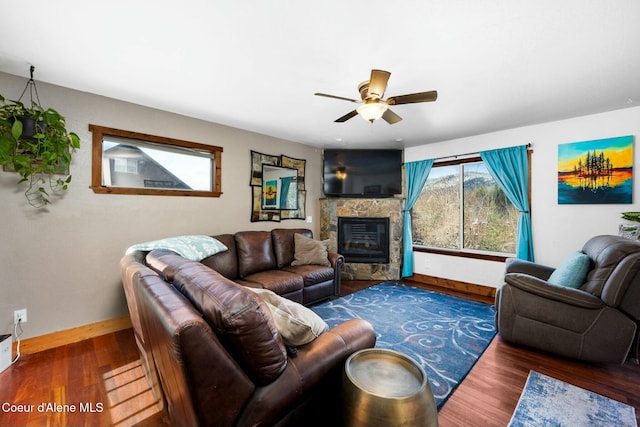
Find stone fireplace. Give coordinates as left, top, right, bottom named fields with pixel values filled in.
left=338, top=217, right=390, bottom=264
left=320, top=198, right=404, bottom=280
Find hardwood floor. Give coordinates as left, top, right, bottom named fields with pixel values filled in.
left=342, top=280, right=640, bottom=426
left=0, top=329, right=166, bottom=427
left=1, top=280, right=638, bottom=426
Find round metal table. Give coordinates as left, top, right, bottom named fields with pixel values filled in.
left=343, top=348, right=438, bottom=427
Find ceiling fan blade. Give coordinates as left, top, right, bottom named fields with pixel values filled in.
left=387, top=90, right=438, bottom=105
left=315, top=93, right=359, bottom=103
left=367, top=69, right=391, bottom=99
left=335, top=110, right=359, bottom=122
left=382, top=108, right=402, bottom=124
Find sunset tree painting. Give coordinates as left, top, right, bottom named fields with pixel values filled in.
left=262, top=180, right=278, bottom=208
left=558, top=135, right=633, bottom=204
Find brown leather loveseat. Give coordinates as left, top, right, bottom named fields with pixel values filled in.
left=121, top=229, right=375, bottom=426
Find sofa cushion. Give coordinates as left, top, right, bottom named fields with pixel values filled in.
left=272, top=228, right=313, bottom=268
left=283, top=264, right=335, bottom=287
left=246, top=288, right=328, bottom=346
left=243, top=270, right=304, bottom=295
left=547, top=251, right=592, bottom=288
left=291, top=233, right=330, bottom=266
left=201, top=234, right=239, bottom=279
left=172, top=261, right=287, bottom=385
left=236, top=231, right=277, bottom=278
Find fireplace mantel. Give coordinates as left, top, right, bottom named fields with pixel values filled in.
left=320, top=197, right=404, bottom=280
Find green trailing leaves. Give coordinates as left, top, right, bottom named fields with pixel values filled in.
left=0, top=95, right=80, bottom=208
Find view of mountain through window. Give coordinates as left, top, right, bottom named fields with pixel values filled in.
left=412, top=161, right=518, bottom=254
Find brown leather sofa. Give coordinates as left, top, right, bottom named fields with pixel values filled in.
left=202, top=228, right=343, bottom=305
left=495, top=235, right=640, bottom=364
left=121, top=248, right=376, bottom=427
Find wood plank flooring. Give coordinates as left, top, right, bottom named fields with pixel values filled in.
left=0, top=329, right=166, bottom=427
left=1, top=279, right=639, bottom=426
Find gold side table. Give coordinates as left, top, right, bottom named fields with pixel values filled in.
left=343, top=348, right=438, bottom=427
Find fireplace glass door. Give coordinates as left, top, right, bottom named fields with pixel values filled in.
left=338, top=217, right=390, bottom=264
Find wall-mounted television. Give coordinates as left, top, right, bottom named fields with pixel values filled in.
left=323, top=149, right=403, bottom=197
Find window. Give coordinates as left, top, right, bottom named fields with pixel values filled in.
left=412, top=157, right=519, bottom=257
left=113, top=158, right=139, bottom=174
left=89, top=125, right=222, bottom=197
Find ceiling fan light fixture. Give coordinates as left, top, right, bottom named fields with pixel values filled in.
left=356, top=102, right=388, bottom=123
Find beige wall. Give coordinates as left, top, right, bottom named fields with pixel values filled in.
left=0, top=72, right=322, bottom=339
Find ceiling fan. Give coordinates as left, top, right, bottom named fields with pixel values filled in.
left=314, top=69, right=437, bottom=124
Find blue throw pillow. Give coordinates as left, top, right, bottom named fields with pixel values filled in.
left=547, top=251, right=591, bottom=288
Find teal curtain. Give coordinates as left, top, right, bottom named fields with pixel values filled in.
left=280, top=177, right=292, bottom=208
left=479, top=145, right=534, bottom=261
left=402, top=159, right=434, bottom=277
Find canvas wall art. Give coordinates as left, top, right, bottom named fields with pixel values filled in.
left=558, top=135, right=633, bottom=204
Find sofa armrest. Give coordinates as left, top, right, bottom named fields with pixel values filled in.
left=281, top=318, right=376, bottom=386
left=328, top=252, right=344, bottom=269
left=505, top=273, right=604, bottom=309
left=328, top=252, right=344, bottom=296
left=235, top=319, right=376, bottom=427
left=505, top=258, right=555, bottom=280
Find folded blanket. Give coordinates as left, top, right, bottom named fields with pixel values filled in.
left=126, top=235, right=228, bottom=261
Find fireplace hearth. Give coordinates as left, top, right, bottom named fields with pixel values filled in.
left=338, top=217, right=390, bottom=264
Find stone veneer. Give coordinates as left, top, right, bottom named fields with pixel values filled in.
left=320, top=198, right=404, bottom=280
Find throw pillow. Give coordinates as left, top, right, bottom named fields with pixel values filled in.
left=247, top=287, right=329, bottom=346
left=291, top=233, right=330, bottom=266
left=547, top=251, right=591, bottom=288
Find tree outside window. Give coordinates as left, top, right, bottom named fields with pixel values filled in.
left=411, top=159, right=518, bottom=255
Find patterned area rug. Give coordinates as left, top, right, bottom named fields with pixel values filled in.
left=509, top=371, right=637, bottom=427
left=311, top=282, right=496, bottom=408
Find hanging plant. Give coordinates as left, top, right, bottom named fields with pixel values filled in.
left=0, top=67, right=80, bottom=208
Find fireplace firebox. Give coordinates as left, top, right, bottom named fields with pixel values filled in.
left=338, top=217, right=390, bottom=264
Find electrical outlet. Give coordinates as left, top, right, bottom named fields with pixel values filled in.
left=14, top=309, right=27, bottom=324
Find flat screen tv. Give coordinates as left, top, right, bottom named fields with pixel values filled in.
left=323, top=149, right=403, bottom=197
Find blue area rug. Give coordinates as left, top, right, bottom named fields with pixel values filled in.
left=311, top=281, right=496, bottom=408
left=509, top=371, right=637, bottom=427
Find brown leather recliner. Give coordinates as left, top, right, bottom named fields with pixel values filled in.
left=495, top=235, right=640, bottom=364
left=121, top=249, right=376, bottom=427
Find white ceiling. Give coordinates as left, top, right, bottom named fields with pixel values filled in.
left=1, top=1, right=639, bottom=149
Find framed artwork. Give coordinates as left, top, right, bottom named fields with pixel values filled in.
left=250, top=150, right=280, bottom=186
left=281, top=155, right=306, bottom=190
left=558, top=135, right=633, bottom=204
left=251, top=186, right=280, bottom=222
left=250, top=150, right=306, bottom=221
left=262, top=179, right=278, bottom=209
left=281, top=191, right=306, bottom=220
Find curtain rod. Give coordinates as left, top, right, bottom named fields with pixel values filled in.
left=429, top=142, right=532, bottom=162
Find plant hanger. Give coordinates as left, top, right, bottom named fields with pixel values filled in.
left=18, top=65, right=42, bottom=109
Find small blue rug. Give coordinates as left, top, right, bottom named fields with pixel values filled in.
left=509, top=371, right=637, bottom=427
left=311, top=281, right=496, bottom=408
